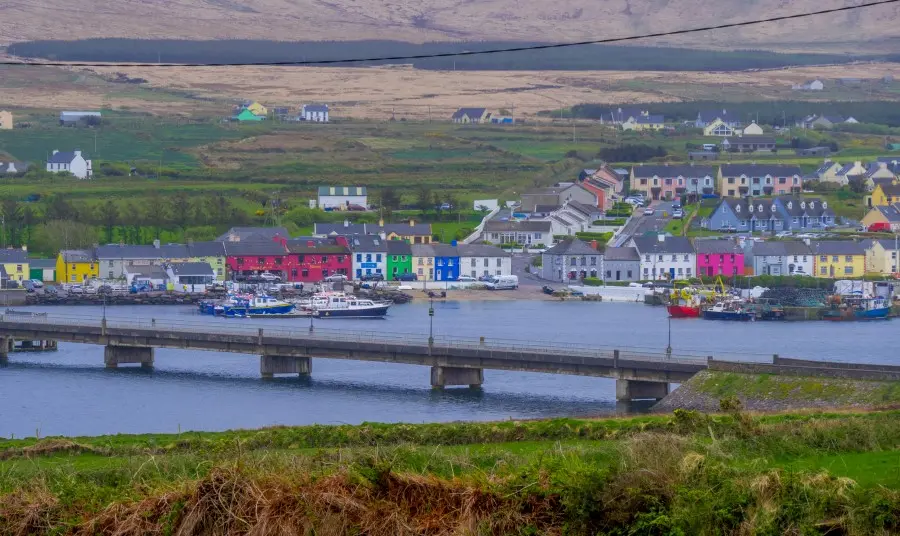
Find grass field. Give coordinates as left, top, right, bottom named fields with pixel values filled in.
left=5, top=410, right=900, bottom=534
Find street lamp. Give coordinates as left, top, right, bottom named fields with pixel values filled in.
left=428, top=297, right=435, bottom=348
left=665, top=315, right=672, bottom=359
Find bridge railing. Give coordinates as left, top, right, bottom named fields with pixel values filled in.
left=0, top=312, right=714, bottom=366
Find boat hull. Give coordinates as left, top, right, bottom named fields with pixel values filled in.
left=667, top=305, right=700, bottom=318
left=315, top=305, right=390, bottom=318
left=824, top=307, right=891, bottom=321
left=702, top=310, right=753, bottom=321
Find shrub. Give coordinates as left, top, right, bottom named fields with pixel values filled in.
left=583, top=277, right=604, bottom=286
left=593, top=218, right=626, bottom=226
left=575, top=232, right=612, bottom=242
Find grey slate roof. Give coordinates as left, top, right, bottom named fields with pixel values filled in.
left=47, top=151, right=79, bottom=164
left=286, top=238, right=349, bottom=254
left=170, top=262, right=214, bottom=276
left=632, top=236, right=695, bottom=255
left=222, top=242, right=288, bottom=256
left=303, top=104, right=329, bottom=112
left=635, top=115, right=664, bottom=124
left=347, top=234, right=389, bottom=252
left=317, top=186, right=367, bottom=196
left=566, top=200, right=597, bottom=217
left=0, top=162, right=29, bottom=174
left=60, top=249, right=94, bottom=262
left=484, top=220, right=552, bottom=232
left=721, top=198, right=783, bottom=220
left=452, top=107, right=487, bottom=120
left=0, top=249, right=28, bottom=263
left=430, top=244, right=460, bottom=257
left=811, top=240, right=866, bottom=255
left=94, top=244, right=189, bottom=260
left=720, top=164, right=802, bottom=177
left=694, top=239, right=743, bottom=255
left=777, top=196, right=834, bottom=218
left=543, top=238, right=599, bottom=256
left=217, top=227, right=289, bottom=242
left=871, top=204, right=900, bottom=222
left=723, top=136, right=777, bottom=145
left=752, top=241, right=813, bottom=257
left=870, top=239, right=900, bottom=251
left=314, top=222, right=432, bottom=237
left=603, top=246, right=640, bottom=261
left=28, top=258, right=56, bottom=269
left=631, top=165, right=716, bottom=178
left=126, top=265, right=169, bottom=279
left=187, top=241, right=226, bottom=257
left=698, top=109, right=730, bottom=123
left=533, top=204, right=559, bottom=213
left=456, top=244, right=510, bottom=257
left=386, top=240, right=412, bottom=255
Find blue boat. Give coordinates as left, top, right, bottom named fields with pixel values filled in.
left=701, top=298, right=754, bottom=321
left=824, top=295, right=891, bottom=321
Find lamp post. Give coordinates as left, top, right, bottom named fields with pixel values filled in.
left=428, top=297, right=435, bottom=348
left=665, top=315, right=672, bottom=359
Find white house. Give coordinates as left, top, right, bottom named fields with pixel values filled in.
left=482, top=221, right=553, bottom=248
left=317, top=186, right=367, bottom=210
left=302, top=104, right=329, bottom=122
left=631, top=235, right=696, bottom=281
left=793, top=79, right=824, bottom=91
left=166, top=262, right=216, bottom=293
left=46, top=150, right=92, bottom=179
left=742, top=121, right=764, bottom=136
left=348, top=235, right=388, bottom=280
left=457, top=244, right=511, bottom=279
left=751, top=241, right=814, bottom=276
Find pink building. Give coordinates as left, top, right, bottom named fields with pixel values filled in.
left=695, top=239, right=745, bottom=277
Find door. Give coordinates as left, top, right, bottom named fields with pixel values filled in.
left=615, top=270, right=621, bottom=281
left=669, top=268, right=676, bottom=280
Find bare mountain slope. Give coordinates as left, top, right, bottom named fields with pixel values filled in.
left=0, top=0, right=896, bottom=51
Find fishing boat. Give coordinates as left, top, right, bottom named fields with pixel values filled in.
left=205, top=294, right=296, bottom=317
left=701, top=297, right=754, bottom=321
left=312, top=293, right=391, bottom=318
left=744, top=298, right=786, bottom=321
left=822, top=295, right=891, bottom=321
left=667, top=286, right=702, bottom=318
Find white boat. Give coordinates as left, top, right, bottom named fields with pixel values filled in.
left=312, top=293, right=391, bottom=318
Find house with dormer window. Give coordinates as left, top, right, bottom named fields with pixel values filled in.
left=631, top=164, right=716, bottom=201
left=708, top=196, right=834, bottom=232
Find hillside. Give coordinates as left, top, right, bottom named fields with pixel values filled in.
left=1, top=0, right=899, bottom=52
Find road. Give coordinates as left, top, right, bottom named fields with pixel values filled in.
left=614, top=201, right=674, bottom=246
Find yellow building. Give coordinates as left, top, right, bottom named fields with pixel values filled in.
left=703, top=118, right=738, bottom=137
left=380, top=220, right=433, bottom=244
left=246, top=102, right=268, bottom=117
left=622, top=115, right=664, bottom=131
left=869, top=182, right=900, bottom=207
left=812, top=241, right=866, bottom=278
left=861, top=204, right=900, bottom=232
left=411, top=244, right=435, bottom=281
left=170, top=241, right=227, bottom=281
left=865, top=239, right=900, bottom=275
left=56, top=250, right=98, bottom=284
left=0, top=248, right=28, bottom=282
left=0, top=110, right=12, bottom=130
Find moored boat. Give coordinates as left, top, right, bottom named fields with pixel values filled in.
left=701, top=298, right=754, bottom=321
left=312, top=293, right=391, bottom=318
left=823, top=295, right=891, bottom=321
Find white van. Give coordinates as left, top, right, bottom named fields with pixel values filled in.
left=484, top=275, right=519, bottom=290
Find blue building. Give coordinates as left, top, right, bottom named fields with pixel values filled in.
left=707, top=196, right=835, bottom=233
left=432, top=244, right=460, bottom=281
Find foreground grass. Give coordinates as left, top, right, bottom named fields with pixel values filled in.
left=5, top=411, right=900, bottom=534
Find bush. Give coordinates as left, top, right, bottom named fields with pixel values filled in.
left=593, top=218, right=626, bottom=226
left=583, top=277, right=604, bottom=286
left=575, top=232, right=613, bottom=242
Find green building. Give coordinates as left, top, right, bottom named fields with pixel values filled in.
left=234, top=109, right=265, bottom=122
left=386, top=240, right=413, bottom=280
left=28, top=258, right=56, bottom=282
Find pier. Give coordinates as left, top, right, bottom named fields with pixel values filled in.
left=1, top=313, right=898, bottom=401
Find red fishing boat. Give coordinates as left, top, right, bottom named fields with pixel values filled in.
left=666, top=278, right=725, bottom=318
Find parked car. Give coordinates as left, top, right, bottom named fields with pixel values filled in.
left=457, top=275, right=477, bottom=282
left=22, top=280, right=35, bottom=293
left=542, top=285, right=555, bottom=295
left=643, top=208, right=655, bottom=216
left=323, top=274, right=348, bottom=283
left=45, top=285, right=59, bottom=296
left=29, top=279, right=44, bottom=288
left=868, top=222, right=892, bottom=233
left=477, top=275, right=494, bottom=282
left=672, top=210, right=684, bottom=219
left=259, top=272, right=282, bottom=282
left=360, top=273, right=385, bottom=281
left=397, top=273, right=418, bottom=281
left=483, top=275, right=519, bottom=290
left=67, top=284, right=84, bottom=295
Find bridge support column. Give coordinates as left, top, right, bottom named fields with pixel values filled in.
left=616, top=379, right=669, bottom=402
left=261, top=355, right=311, bottom=378
left=431, top=366, right=483, bottom=389
left=0, top=337, right=9, bottom=364
left=104, top=346, right=154, bottom=369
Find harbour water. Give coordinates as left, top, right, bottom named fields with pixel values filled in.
left=0, top=300, right=896, bottom=438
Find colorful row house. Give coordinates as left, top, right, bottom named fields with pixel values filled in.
left=56, top=250, right=99, bottom=283
left=694, top=239, right=745, bottom=277
left=0, top=248, right=29, bottom=282
left=224, top=238, right=352, bottom=283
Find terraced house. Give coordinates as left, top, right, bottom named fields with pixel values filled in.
left=865, top=238, right=900, bottom=275
left=631, top=235, right=695, bottom=281
left=0, top=248, right=28, bottom=283
left=708, top=196, right=834, bottom=233
left=630, top=164, right=716, bottom=201
left=812, top=241, right=866, bottom=278
left=718, top=164, right=803, bottom=197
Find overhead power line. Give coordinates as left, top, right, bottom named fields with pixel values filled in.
left=2, top=0, right=898, bottom=68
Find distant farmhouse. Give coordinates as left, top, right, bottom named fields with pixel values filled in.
left=797, top=114, right=859, bottom=130
left=46, top=150, right=92, bottom=179
left=302, top=104, right=329, bottom=122
left=59, top=111, right=101, bottom=127
left=622, top=115, right=664, bottom=131
left=695, top=109, right=740, bottom=129
left=451, top=108, right=491, bottom=124
left=792, top=79, right=824, bottom=91
left=317, top=186, right=368, bottom=210
left=0, top=161, right=29, bottom=175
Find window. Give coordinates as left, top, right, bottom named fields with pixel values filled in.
left=417, top=268, right=423, bottom=276
left=484, top=258, right=489, bottom=267
left=705, top=255, right=710, bottom=263
left=16, top=265, right=22, bottom=272
left=683, top=255, right=689, bottom=262
left=356, top=254, right=362, bottom=262
left=845, top=266, right=854, bottom=275
left=376, top=254, right=382, bottom=262
left=590, top=257, right=597, bottom=266
left=108, top=271, right=113, bottom=279
left=496, top=270, right=502, bottom=276
left=832, top=255, right=839, bottom=262
left=845, top=255, right=853, bottom=262
left=366, top=254, right=372, bottom=262
left=322, top=256, right=328, bottom=263
left=728, top=177, right=735, bottom=184
left=274, top=258, right=283, bottom=265
left=640, top=179, right=648, bottom=185
left=428, top=258, right=433, bottom=265
left=627, top=270, right=633, bottom=278
left=803, top=256, right=808, bottom=262
left=645, top=254, right=651, bottom=261
left=496, top=258, right=501, bottom=267
left=258, top=257, right=265, bottom=265
left=821, top=266, right=827, bottom=275
left=657, top=255, right=663, bottom=261
left=677, top=268, right=683, bottom=275
left=291, top=269, right=298, bottom=278
left=686, top=268, right=692, bottom=276
left=338, top=256, right=344, bottom=264
left=606, top=270, right=612, bottom=278
left=471, top=270, right=477, bottom=277
left=71, top=264, right=76, bottom=270
left=237, top=258, right=244, bottom=266
left=301, top=269, right=309, bottom=278
left=820, top=255, right=827, bottom=262
left=580, top=257, right=586, bottom=266
left=71, top=275, right=77, bottom=282
left=643, top=267, right=649, bottom=275
left=471, top=258, right=477, bottom=267
left=402, top=256, right=408, bottom=261
left=297, top=255, right=305, bottom=263
left=570, top=258, right=577, bottom=266
left=322, top=269, right=329, bottom=278
left=671, top=255, right=676, bottom=262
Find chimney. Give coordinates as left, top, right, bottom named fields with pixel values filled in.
left=187, top=238, right=194, bottom=246
left=379, top=231, right=386, bottom=240
left=52, top=150, right=59, bottom=155
left=153, top=239, right=160, bottom=249
left=378, top=218, right=384, bottom=227
left=657, top=233, right=666, bottom=243
left=20, top=245, right=26, bottom=252
left=74, top=150, right=81, bottom=157
left=591, top=240, right=598, bottom=250
left=343, top=220, right=349, bottom=227
left=803, top=238, right=811, bottom=246
left=409, top=218, right=415, bottom=227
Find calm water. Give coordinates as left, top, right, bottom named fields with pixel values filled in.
left=1, top=301, right=897, bottom=438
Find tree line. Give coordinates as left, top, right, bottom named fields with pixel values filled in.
left=7, top=39, right=862, bottom=71
left=571, top=101, right=900, bottom=128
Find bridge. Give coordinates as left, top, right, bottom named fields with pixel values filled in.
left=2, top=313, right=897, bottom=401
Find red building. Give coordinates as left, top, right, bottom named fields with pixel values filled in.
left=286, top=237, right=351, bottom=282
left=223, top=241, right=290, bottom=281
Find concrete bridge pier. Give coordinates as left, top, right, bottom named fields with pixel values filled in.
left=616, top=379, right=670, bottom=401
left=104, top=346, right=154, bottom=369
left=261, top=355, right=312, bottom=378
left=431, top=366, right=484, bottom=389
left=0, top=337, right=9, bottom=364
